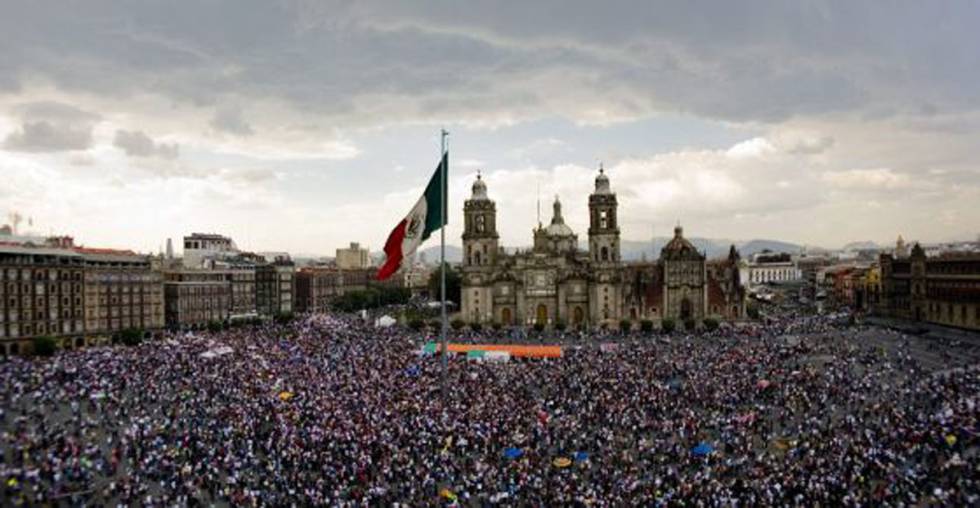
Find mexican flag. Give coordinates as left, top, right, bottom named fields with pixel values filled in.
left=376, top=152, right=448, bottom=280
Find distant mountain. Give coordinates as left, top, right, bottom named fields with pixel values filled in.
left=840, top=240, right=880, bottom=251
left=737, top=239, right=804, bottom=256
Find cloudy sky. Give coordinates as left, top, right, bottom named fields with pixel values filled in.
left=2, top=1, right=978, bottom=255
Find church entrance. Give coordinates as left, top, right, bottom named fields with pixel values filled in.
left=536, top=304, right=548, bottom=326
left=573, top=306, right=584, bottom=326
left=680, top=298, right=692, bottom=321
left=501, top=307, right=512, bottom=326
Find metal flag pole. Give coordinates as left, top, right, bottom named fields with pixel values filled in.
left=440, top=128, right=449, bottom=401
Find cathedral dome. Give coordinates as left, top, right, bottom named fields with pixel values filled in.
left=661, top=224, right=702, bottom=260
left=470, top=172, right=489, bottom=200
left=545, top=196, right=575, bottom=237
left=594, top=165, right=612, bottom=195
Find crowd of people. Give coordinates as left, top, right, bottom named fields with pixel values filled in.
left=0, top=312, right=976, bottom=506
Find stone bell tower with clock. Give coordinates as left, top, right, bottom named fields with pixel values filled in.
left=461, top=172, right=499, bottom=323
left=588, top=164, right=622, bottom=325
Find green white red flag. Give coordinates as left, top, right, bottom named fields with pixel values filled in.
left=376, top=153, right=447, bottom=280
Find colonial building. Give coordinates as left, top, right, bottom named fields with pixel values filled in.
left=1, top=242, right=163, bottom=355
left=80, top=248, right=164, bottom=337
left=162, top=269, right=231, bottom=329
left=878, top=244, right=980, bottom=331
left=745, top=251, right=802, bottom=286
left=295, top=267, right=403, bottom=313
left=459, top=169, right=745, bottom=328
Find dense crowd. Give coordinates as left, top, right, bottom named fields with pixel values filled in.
left=1, top=313, right=976, bottom=506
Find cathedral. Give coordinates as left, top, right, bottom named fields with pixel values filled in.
left=460, top=168, right=746, bottom=329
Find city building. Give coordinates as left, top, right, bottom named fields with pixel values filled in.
left=256, top=256, right=295, bottom=317
left=162, top=269, right=231, bottom=329
left=1, top=241, right=163, bottom=355
left=336, top=242, right=371, bottom=270
left=182, top=233, right=237, bottom=268
left=212, top=254, right=261, bottom=321
left=745, top=251, right=802, bottom=286
left=878, top=244, right=980, bottom=331
left=459, top=169, right=745, bottom=328
left=80, top=248, right=164, bottom=338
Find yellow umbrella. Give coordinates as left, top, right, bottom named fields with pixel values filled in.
left=552, top=457, right=572, bottom=468
left=278, top=391, right=294, bottom=401
left=945, top=434, right=957, bottom=446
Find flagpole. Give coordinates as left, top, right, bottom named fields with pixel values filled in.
left=440, top=128, right=449, bottom=401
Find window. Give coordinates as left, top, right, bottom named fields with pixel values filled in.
left=599, top=210, right=608, bottom=229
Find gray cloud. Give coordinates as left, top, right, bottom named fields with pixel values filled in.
left=210, top=107, right=254, bottom=136
left=3, top=101, right=101, bottom=152
left=3, top=121, right=94, bottom=152
left=113, top=129, right=179, bottom=159
left=0, top=2, right=976, bottom=127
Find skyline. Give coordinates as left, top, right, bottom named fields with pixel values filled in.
left=2, top=2, right=979, bottom=254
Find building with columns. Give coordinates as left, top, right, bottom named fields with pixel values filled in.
left=460, top=168, right=745, bottom=329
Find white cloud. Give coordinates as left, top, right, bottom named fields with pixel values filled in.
left=821, top=168, right=912, bottom=190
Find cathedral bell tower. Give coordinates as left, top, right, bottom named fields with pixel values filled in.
left=462, top=172, right=499, bottom=267
left=588, top=164, right=620, bottom=264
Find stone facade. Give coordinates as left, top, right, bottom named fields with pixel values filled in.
left=460, top=169, right=745, bottom=328
left=1, top=243, right=163, bottom=354
left=878, top=244, right=980, bottom=331
left=163, top=269, right=232, bottom=329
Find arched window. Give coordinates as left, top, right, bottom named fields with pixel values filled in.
left=601, top=246, right=609, bottom=262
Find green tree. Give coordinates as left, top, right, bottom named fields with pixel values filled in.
left=747, top=305, right=760, bottom=320
left=640, top=320, right=654, bottom=333
left=554, top=320, right=567, bottom=332
left=619, top=319, right=632, bottom=333
left=450, top=318, right=465, bottom=331
left=207, top=320, right=224, bottom=333
left=408, top=318, right=425, bottom=331
left=32, top=336, right=57, bottom=357
left=470, top=322, right=483, bottom=332
left=661, top=318, right=676, bottom=334
left=684, top=319, right=696, bottom=331
left=703, top=317, right=719, bottom=332
left=533, top=322, right=545, bottom=333
left=491, top=322, right=502, bottom=331
left=119, top=328, right=144, bottom=346
left=427, top=263, right=462, bottom=307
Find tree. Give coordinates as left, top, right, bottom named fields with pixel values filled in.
left=119, top=328, right=144, bottom=346
left=470, top=322, right=483, bottom=332
left=533, top=322, right=545, bottom=333
left=703, top=317, right=719, bottom=332
left=491, top=322, right=502, bottom=331
left=661, top=318, right=676, bottom=334
left=450, top=318, right=465, bottom=331
left=619, top=319, right=632, bottom=333
left=684, top=319, right=697, bottom=331
left=32, top=336, right=57, bottom=357
left=640, top=320, right=654, bottom=333
left=554, top=320, right=567, bottom=332
left=428, top=319, right=442, bottom=330
left=427, top=263, right=462, bottom=307
left=207, top=320, right=224, bottom=333
left=747, top=304, right=760, bottom=320
left=408, top=318, right=425, bottom=331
